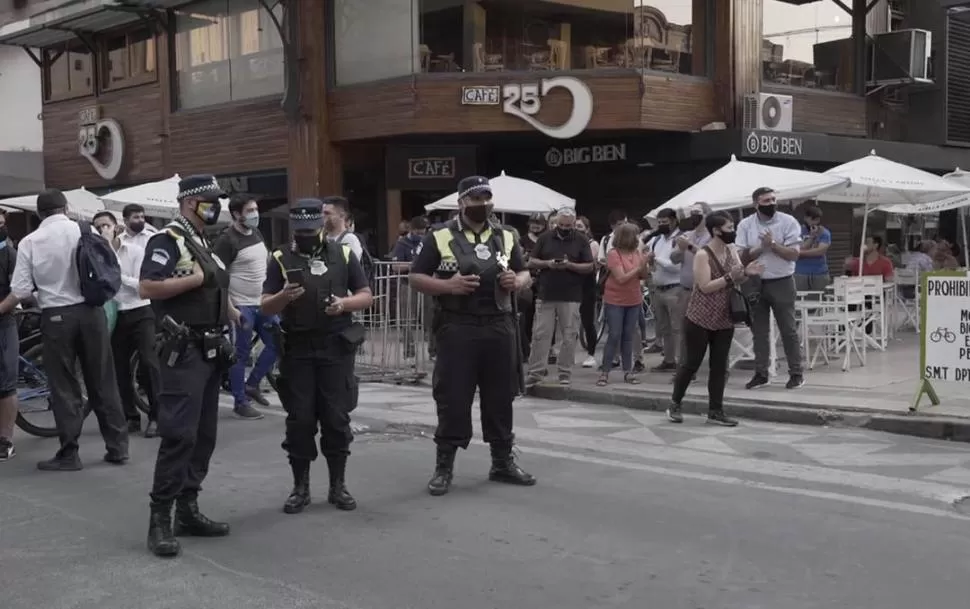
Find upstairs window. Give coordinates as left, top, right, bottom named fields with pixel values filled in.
left=174, top=0, right=284, bottom=110
left=101, top=27, right=158, bottom=91
left=43, top=41, right=94, bottom=102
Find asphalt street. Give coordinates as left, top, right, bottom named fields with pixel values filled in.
left=3, top=384, right=970, bottom=609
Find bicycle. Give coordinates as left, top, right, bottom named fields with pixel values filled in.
left=929, top=327, right=956, bottom=344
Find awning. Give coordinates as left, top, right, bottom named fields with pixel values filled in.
left=0, top=0, right=189, bottom=48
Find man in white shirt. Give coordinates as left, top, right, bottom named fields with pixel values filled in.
left=0, top=190, right=128, bottom=471
left=645, top=209, right=682, bottom=372
left=736, top=187, right=804, bottom=390
left=95, top=207, right=162, bottom=438
left=322, top=196, right=364, bottom=259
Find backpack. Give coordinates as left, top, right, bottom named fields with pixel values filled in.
left=338, top=230, right=375, bottom=281
left=75, top=220, right=122, bottom=306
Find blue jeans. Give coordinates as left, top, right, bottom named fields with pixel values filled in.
left=231, top=305, right=279, bottom=406
left=602, top=304, right=639, bottom=373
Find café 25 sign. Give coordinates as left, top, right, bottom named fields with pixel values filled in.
left=77, top=106, right=125, bottom=180
left=460, top=76, right=593, bottom=140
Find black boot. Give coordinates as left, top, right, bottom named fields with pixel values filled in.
left=147, top=501, right=180, bottom=558
left=488, top=444, right=537, bottom=486
left=427, top=446, right=456, bottom=496
left=173, top=495, right=231, bottom=537
left=283, top=459, right=311, bottom=514
left=325, top=454, right=357, bottom=511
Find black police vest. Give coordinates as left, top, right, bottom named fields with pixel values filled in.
left=155, top=223, right=230, bottom=328
left=272, top=241, right=353, bottom=335
left=433, top=221, right=513, bottom=315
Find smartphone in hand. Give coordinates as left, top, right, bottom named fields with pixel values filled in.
left=285, top=268, right=305, bottom=285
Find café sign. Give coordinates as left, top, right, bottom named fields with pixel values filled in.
left=77, top=106, right=125, bottom=180
left=408, top=157, right=456, bottom=179
left=460, top=76, right=593, bottom=140
left=743, top=130, right=805, bottom=159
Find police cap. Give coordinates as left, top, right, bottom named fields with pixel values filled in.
left=290, top=198, right=324, bottom=230
left=457, top=175, right=492, bottom=200
left=177, top=175, right=224, bottom=201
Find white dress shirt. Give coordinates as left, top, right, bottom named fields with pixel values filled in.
left=115, top=234, right=150, bottom=311
left=122, top=225, right=156, bottom=251
left=736, top=211, right=802, bottom=279
left=646, top=231, right=682, bottom=287
left=11, top=214, right=89, bottom=309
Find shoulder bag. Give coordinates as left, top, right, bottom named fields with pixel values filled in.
left=703, top=246, right=751, bottom=327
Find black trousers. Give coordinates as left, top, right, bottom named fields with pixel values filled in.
left=150, top=342, right=221, bottom=503
left=278, top=336, right=356, bottom=461
left=432, top=312, right=516, bottom=449
left=112, top=305, right=161, bottom=423
left=671, top=318, right=734, bottom=412
left=41, top=304, right=127, bottom=455
left=579, top=283, right=598, bottom=356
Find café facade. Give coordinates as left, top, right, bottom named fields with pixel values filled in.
left=5, top=0, right=970, bottom=252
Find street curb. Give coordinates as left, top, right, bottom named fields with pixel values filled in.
left=528, top=385, right=970, bottom=444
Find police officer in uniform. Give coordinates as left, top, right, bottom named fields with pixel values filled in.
left=261, top=199, right=373, bottom=514
left=139, top=175, right=240, bottom=558
left=409, top=176, right=537, bottom=496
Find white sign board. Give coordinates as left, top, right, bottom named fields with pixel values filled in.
left=921, top=273, right=970, bottom=384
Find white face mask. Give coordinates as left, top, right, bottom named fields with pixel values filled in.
left=242, top=212, right=259, bottom=229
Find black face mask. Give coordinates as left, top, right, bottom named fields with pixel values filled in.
left=128, top=221, right=145, bottom=234
left=758, top=204, right=777, bottom=219
left=718, top=230, right=736, bottom=244
left=0, top=227, right=8, bottom=243
left=656, top=225, right=671, bottom=235
left=294, top=233, right=320, bottom=255
left=556, top=227, right=574, bottom=238
left=462, top=205, right=491, bottom=224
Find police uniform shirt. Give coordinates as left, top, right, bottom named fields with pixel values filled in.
left=262, top=248, right=370, bottom=296
left=140, top=230, right=211, bottom=281
left=410, top=223, right=526, bottom=279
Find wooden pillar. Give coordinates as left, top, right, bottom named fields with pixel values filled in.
left=713, top=0, right=763, bottom=127
left=385, top=189, right=403, bottom=251
left=287, top=0, right=342, bottom=202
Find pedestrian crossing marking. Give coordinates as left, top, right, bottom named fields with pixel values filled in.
left=532, top=414, right=632, bottom=430
left=676, top=437, right=740, bottom=455
left=925, top=467, right=970, bottom=485
left=607, top=427, right=665, bottom=445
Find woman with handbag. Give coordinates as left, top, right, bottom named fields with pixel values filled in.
left=667, top=213, right=763, bottom=426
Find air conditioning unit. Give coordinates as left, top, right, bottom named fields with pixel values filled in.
left=742, top=93, right=794, bottom=132
left=868, top=29, right=933, bottom=85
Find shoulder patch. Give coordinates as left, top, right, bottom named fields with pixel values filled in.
left=150, top=248, right=171, bottom=266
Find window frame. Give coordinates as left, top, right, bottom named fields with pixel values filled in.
left=98, top=26, right=160, bottom=93
left=170, top=0, right=285, bottom=112
left=42, top=40, right=96, bottom=104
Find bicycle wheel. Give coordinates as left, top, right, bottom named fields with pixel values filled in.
left=14, top=345, right=92, bottom=438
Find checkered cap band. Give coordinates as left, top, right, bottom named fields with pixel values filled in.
left=177, top=175, right=223, bottom=201
left=459, top=184, right=492, bottom=199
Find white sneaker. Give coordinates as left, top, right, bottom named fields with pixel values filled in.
left=581, top=355, right=597, bottom=368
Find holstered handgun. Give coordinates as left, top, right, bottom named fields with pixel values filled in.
left=158, top=315, right=190, bottom=368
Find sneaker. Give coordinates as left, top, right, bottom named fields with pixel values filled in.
left=745, top=373, right=769, bottom=390
left=786, top=375, right=805, bottom=390
left=0, top=437, right=14, bottom=461
left=558, top=374, right=571, bottom=386
left=652, top=362, right=677, bottom=373
left=666, top=404, right=684, bottom=423
left=234, top=403, right=265, bottom=420
left=643, top=343, right=663, bottom=354
left=581, top=355, right=597, bottom=368
left=707, top=411, right=738, bottom=427
left=245, top=385, right=270, bottom=406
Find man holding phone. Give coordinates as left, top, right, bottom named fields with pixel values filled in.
left=524, top=207, right=594, bottom=387
left=261, top=198, right=373, bottom=515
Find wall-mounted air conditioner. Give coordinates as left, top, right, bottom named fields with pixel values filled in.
left=868, top=28, right=933, bottom=85
left=742, top=93, right=794, bottom=132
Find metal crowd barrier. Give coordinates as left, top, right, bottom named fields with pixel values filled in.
left=355, top=261, right=433, bottom=384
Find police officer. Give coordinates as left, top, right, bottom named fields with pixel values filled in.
left=409, top=176, right=537, bottom=496
left=139, top=175, right=240, bottom=558
left=260, top=198, right=373, bottom=514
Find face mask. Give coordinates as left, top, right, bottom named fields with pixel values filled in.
left=656, top=225, right=671, bottom=235
left=758, top=204, right=777, bottom=219
left=688, top=215, right=703, bottom=229
left=556, top=227, right=574, bottom=238
left=462, top=204, right=491, bottom=224
left=294, top=233, right=321, bottom=254
left=128, top=221, right=145, bottom=234
left=718, top=230, right=736, bottom=244
left=243, top=212, right=260, bottom=229
left=0, top=228, right=7, bottom=246
left=196, top=200, right=221, bottom=226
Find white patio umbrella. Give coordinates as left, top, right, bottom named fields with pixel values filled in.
left=424, top=171, right=575, bottom=215
left=819, top=152, right=970, bottom=273
left=100, top=174, right=232, bottom=222
left=646, top=155, right=849, bottom=221
left=0, top=187, right=118, bottom=221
